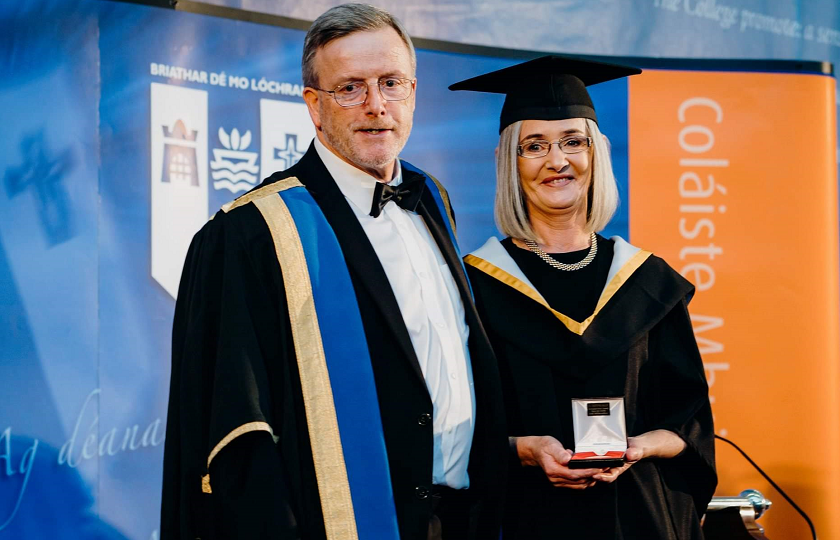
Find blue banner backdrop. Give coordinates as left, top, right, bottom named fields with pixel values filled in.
left=0, top=0, right=834, bottom=538
left=194, top=0, right=840, bottom=67
left=194, top=0, right=840, bottom=189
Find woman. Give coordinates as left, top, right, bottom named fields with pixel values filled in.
left=450, top=57, right=717, bottom=539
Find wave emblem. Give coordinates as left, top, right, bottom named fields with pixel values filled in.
left=210, top=127, right=259, bottom=193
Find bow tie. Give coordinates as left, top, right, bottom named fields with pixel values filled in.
left=369, top=177, right=425, bottom=218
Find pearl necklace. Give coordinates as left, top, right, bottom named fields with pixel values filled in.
left=524, top=232, right=598, bottom=271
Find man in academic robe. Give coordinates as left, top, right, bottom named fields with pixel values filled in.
left=160, top=4, right=508, bottom=540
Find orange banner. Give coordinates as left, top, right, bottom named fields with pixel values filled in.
left=629, top=70, right=839, bottom=539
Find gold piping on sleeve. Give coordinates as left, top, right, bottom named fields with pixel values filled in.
left=201, top=474, right=212, bottom=494
left=253, top=194, right=359, bottom=540
left=221, top=177, right=304, bottom=214
left=207, top=421, right=277, bottom=470
left=464, top=249, right=652, bottom=335
left=427, top=174, right=457, bottom=236
left=202, top=421, right=276, bottom=494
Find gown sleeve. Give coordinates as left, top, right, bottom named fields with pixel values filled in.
left=160, top=204, right=302, bottom=539
left=646, top=297, right=718, bottom=521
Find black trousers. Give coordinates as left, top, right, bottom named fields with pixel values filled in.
left=427, top=486, right=473, bottom=540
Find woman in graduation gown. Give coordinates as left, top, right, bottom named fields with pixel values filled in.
left=450, top=56, right=717, bottom=539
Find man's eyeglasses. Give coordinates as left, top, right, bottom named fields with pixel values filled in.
left=314, top=77, right=416, bottom=108
left=517, top=136, right=593, bottom=159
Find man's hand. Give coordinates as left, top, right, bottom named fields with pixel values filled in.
left=592, top=429, right=687, bottom=484
left=513, top=435, right=604, bottom=490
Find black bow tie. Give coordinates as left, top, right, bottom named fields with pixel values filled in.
left=369, top=177, right=425, bottom=218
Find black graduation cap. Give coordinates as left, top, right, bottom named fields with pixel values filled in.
left=448, top=55, right=641, bottom=132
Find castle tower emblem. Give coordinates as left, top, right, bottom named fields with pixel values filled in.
left=161, top=119, right=199, bottom=186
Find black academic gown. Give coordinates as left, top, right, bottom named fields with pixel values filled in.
left=466, top=239, right=716, bottom=540
left=160, top=144, right=508, bottom=540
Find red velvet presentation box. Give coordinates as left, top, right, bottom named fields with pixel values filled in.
left=568, top=397, right=627, bottom=469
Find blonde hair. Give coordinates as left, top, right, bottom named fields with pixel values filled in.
left=494, top=118, right=618, bottom=241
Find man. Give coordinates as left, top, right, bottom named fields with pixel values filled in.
left=160, top=4, right=507, bottom=540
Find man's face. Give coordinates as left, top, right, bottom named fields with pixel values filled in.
left=303, top=27, right=416, bottom=180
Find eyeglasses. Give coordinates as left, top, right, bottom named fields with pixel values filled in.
left=517, top=136, right=593, bottom=159
left=313, top=77, right=416, bottom=108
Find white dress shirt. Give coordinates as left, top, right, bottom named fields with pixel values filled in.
left=314, top=138, right=475, bottom=489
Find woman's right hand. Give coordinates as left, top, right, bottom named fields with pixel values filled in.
left=512, top=435, right=603, bottom=489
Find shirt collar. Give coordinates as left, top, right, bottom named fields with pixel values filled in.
left=314, top=136, right=402, bottom=214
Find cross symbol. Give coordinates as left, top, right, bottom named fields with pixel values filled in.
left=274, top=134, right=305, bottom=170
left=4, top=131, right=75, bottom=246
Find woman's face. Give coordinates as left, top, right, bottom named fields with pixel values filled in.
left=517, top=118, right=592, bottom=225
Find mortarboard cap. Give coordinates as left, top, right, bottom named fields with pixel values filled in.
left=448, top=55, right=641, bottom=132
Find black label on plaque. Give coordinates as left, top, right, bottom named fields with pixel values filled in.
left=587, top=403, right=610, bottom=416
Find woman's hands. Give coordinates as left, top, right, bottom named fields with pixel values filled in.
left=512, top=435, right=603, bottom=489
left=514, top=430, right=687, bottom=488
left=592, top=429, right=687, bottom=484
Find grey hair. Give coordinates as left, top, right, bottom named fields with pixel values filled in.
left=494, top=119, right=619, bottom=241
left=302, top=4, right=417, bottom=88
